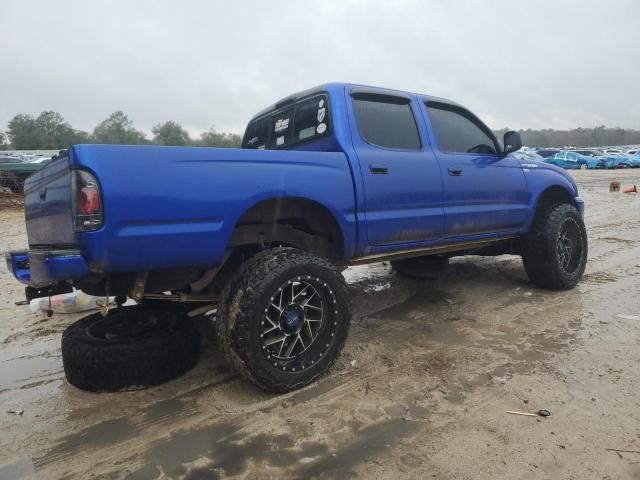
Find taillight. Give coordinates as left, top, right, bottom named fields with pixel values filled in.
left=72, top=170, right=103, bottom=231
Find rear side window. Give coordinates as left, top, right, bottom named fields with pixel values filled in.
left=293, top=96, right=330, bottom=142
left=271, top=107, right=294, bottom=148
left=242, top=94, right=332, bottom=150
left=427, top=103, right=498, bottom=155
left=353, top=95, right=421, bottom=150
left=242, top=116, right=270, bottom=149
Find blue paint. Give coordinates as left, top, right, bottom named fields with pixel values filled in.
left=7, top=83, right=581, bottom=290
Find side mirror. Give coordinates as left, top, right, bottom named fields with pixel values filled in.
left=502, top=131, right=522, bottom=155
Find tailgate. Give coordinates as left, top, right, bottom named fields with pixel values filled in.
left=24, top=152, right=76, bottom=247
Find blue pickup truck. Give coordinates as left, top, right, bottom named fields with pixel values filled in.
left=6, top=83, right=587, bottom=392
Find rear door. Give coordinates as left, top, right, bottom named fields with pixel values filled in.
left=348, top=91, right=444, bottom=246
left=424, top=102, right=529, bottom=238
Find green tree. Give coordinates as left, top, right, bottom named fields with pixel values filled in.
left=34, top=111, right=88, bottom=148
left=0, top=131, right=8, bottom=150
left=7, top=111, right=88, bottom=149
left=152, top=120, right=190, bottom=146
left=7, top=114, right=39, bottom=149
left=197, top=128, right=242, bottom=148
left=92, top=111, right=148, bottom=144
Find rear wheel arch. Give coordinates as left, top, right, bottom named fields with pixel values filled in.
left=228, top=197, right=345, bottom=261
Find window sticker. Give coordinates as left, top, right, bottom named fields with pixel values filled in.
left=274, top=118, right=290, bottom=133
left=319, top=99, right=325, bottom=108
left=247, top=136, right=259, bottom=145
left=276, top=135, right=285, bottom=145
left=317, top=107, right=326, bottom=123
left=316, top=123, right=327, bottom=134
left=298, top=126, right=316, bottom=140
left=257, top=145, right=266, bottom=150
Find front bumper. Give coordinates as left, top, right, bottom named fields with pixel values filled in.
left=5, top=249, right=89, bottom=286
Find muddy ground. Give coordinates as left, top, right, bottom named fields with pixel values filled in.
left=1, top=170, right=639, bottom=480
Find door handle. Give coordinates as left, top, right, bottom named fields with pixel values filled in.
left=448, top=168, right=463, bottom=176
left=370, top=164, right=388, bottom=174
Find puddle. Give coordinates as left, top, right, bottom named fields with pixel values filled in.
left=0, top=338, right=63, bottom=393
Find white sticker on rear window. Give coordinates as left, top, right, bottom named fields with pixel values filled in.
left=276, top=135, right=284, bottom=145
left=319, top=99, right=325, bottom=108
left=299, top=126, right=316, bottom=140
left=317, top=107, right=326, bottom=123
left=317, top=123, right=327, bottom=134
left=274, top=118, right=289, bottom=133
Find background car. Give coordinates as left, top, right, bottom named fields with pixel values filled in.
left=534, top=148, right=560, bottom=158
left=573, top=149, right=604, bottom=158
left=545, top=151, right=600, bottom=169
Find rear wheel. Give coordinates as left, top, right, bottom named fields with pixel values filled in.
left=521, top=203, right=587, bottom=290
left=216, top=248, right=350, bottom=393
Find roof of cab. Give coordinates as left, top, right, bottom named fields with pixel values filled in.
left=248, top=82, right=461, bottom=124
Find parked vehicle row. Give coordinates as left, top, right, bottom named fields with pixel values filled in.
left=522, top=145, right=640, bottom=170
left=0, top=153, right=51, bottom=191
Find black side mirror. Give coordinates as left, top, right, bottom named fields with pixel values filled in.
left=502, top=131, right=522, bottom=155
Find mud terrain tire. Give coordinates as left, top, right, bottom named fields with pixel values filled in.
left=522, top=203, right=587, bottom=290
left=216, top=248, right=350, bottom=393
left=391, top=255, right=449, bottom=279
left=62, top=306, right=200, bottom=392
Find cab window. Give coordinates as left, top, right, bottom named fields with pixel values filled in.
left=352, top=94, right=421, bottom=150
left=427, top=103, right=498, bottom=155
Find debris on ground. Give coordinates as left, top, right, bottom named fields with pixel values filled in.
left=29, top=291, right=115, bottom=314
left=506, top=409, right=551, bottom=417
left=7, top=409, right=24, bottom=416
left=616, top=314, right=640, bottom=321
left=623, top=185, right=637, bottom=194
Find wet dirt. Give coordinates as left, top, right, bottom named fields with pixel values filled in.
left=1, top=170, right=640, bottom=479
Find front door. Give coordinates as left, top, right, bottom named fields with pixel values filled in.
left=349, top=92, right=444, bottom=246
left=423, top=102, right=529, bottom=238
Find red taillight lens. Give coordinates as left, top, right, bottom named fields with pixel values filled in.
left=79, top=187, right=100, bottom=215
left=72, top=170, right=103, bottom=231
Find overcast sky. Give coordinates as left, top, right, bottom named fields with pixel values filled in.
left=1, top=0, right=639, bottom=136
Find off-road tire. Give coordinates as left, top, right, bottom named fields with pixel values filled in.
left=522, top=203, right=587, bottom=290
left=391, top=255, right=449, bottom=279
left=216, top=247, right=350, bottom=393
left=61, top=306, right=200, bottom=392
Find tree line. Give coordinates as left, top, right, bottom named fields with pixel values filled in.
left=0, top=110, right=242, bottom=150
left=493, top=126, right=640, bottom=148
left=1, top=110, right=639, bottom=150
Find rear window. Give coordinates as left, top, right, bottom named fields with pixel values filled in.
left=242, top=94, right=331, bottom=150
left=271, top=107, right=294, bottom=149
left=242, top=116, right=270, bottom=149
left=353, top=95, right=421, bottom=150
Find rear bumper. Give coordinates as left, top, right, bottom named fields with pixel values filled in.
left=5, top=249, right=88, bottom=286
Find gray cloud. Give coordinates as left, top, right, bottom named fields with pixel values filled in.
left=1, top=0, right=639, bottom=135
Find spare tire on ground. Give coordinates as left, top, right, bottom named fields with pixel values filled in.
left=61, top=305, right=200, bottom=392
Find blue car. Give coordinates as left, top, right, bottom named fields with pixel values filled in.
left=598, top=154, right=638, bottom=169
left=545, top=151, right=600, bottom=169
